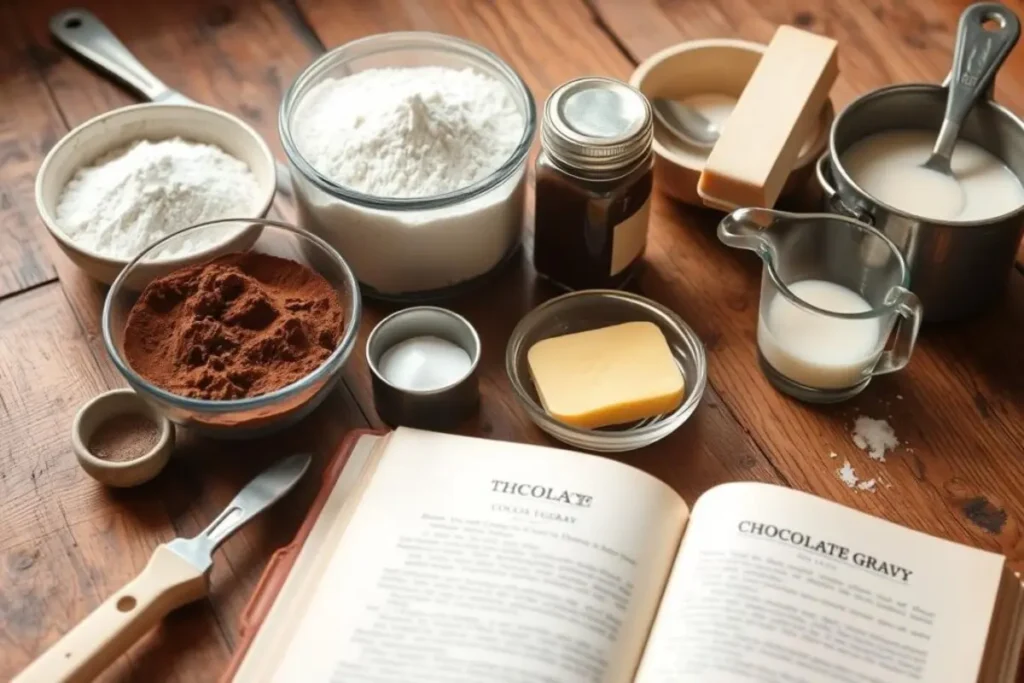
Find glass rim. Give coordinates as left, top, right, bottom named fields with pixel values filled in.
left=101, top=217, right=362, bottom=412
left=278, top=31, right=538, bottom=211
left=505, top=289, right=708, bottom=443
left=762, top=213, right=911, bottom=321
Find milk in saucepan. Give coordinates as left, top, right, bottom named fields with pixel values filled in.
left=841, top=129, right=1024, bottom=222
left=758, top=280, right=883, bottom=389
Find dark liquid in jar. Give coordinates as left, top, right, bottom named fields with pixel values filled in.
left=533, top=156, right=653, bottom=291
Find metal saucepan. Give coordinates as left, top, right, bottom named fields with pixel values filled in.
left=818, top=3, right=1024, bottom=322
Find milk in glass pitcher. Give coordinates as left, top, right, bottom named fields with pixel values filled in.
left=718, top=208, right=923, bottom=403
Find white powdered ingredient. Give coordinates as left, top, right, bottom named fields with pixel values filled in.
left=837, top=460, right=859, bottom=488
left=55, top=138, right=260, bottom=260
left=289, top=65, right=528, bottom=295
left=294, top=67, right=523, bottom=198
left=851, top=416, right=899, bottom=462
left=836, top=460, right=877, bottom=493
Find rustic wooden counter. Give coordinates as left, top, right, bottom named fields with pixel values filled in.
left=2, top=0, right=1022, bottom=680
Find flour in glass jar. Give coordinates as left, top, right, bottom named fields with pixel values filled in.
left=289, top=66, right=528, bottom=294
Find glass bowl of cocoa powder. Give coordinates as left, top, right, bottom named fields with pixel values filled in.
left=102, top=218, right=361, bottom=437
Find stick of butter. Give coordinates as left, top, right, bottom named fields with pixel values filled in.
left=527, top=321, right=685, bottom=429
left=698, top=25, right=838, bottom=210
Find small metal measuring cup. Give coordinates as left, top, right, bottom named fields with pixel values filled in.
left=366, top=307, right=481, bottom=430
left=719, top=208, right=923, bottom=403
left=818, top=3, right=1024, bottom=321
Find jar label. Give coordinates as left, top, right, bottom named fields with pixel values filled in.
left=610, top=196, right=651, bottom=276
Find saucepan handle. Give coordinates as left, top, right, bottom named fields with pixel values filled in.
left=816, top=153, right=876, bottom=225
left=871, top=287, right=924, bottom=376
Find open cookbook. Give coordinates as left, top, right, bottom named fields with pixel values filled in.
left=223, top=428, right=1024, bottom=683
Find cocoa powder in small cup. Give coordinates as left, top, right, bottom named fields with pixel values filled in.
left=88, top=413, right=160, bottom=462
left=123, top=252, right=345, bottom=400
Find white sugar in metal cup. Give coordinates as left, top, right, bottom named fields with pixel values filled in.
left=379, top=336, right=473, bottom=392
left=366, top=307, right=481, bottom=430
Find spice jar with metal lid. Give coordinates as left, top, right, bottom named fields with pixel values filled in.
left=533, top=77, right=654, bottom=291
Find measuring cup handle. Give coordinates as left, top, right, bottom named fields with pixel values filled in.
left=934, top=4, right=1021, bottom=159
left=871, top=287, right=923, bottom=377
left=947, top=4, right=1020, bottom=121
left=50, top=9, right=180, bottom=103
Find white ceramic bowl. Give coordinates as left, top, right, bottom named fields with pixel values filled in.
left=36, top=103, right=277, bottom=285
left=630, top=39, right=834, bottom=207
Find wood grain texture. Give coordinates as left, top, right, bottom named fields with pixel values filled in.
left=0, top=283, right=232, bottom=681
left=589, top=0, right=1024, bottom=562
left=0, top=3, right=60, bottom=297
left=2, top=0, right=1024, bottom=680
left=20, top=0, right=318, bottom=155
left=3, top=2, right=368, bottom=680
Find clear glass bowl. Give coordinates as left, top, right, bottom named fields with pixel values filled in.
left=506, top=290, right=707, bottom=453
left=279, top=32, right=537, bottom=302
left=102, top=218, right=362, bottom=438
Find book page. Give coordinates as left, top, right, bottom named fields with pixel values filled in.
left=233, top=433, right=384, bottom=681
left=636, top=482, right=1007, bottom=683
left=268, top=428, right=688, bottom=683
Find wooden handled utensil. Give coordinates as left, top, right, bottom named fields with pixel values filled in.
left=13, top=453, right=312, bottom=683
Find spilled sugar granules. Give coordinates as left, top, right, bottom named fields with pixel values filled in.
left=851, top=415, right=899, bottom=462
left=836, top=459, right=877, bottom=493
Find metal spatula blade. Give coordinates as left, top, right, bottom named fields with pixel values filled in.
left=167, top=453, right=313, bottom=574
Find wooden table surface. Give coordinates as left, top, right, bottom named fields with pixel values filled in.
left=2, top=0, right=1023, bottom=680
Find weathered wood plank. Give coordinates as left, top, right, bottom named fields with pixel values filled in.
left=0, top=283, right=232, bottom=681
left=22, top=0, right=317, bottom=157
left=0, top=4, right=61, bottom=297
left=589, top=0, right=1024, bottom=566
left=3, top=2, right=371, bottom=679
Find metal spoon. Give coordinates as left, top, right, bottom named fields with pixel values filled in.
left=653, top=99, right=721, bottom=149
left=48, top=8, right=294, bottom=199
left=922, top=3, right=1020, bottom=176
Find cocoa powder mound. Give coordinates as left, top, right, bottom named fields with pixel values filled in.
left=123, top=252, right=345, bottom=400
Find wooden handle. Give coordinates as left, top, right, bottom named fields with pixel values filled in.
left=13, top=545, right=207, bottom=683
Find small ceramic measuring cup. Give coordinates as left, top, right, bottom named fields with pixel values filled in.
left=719, top=208, right=923, bottom=403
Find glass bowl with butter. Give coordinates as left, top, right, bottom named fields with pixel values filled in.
left=506, top=290, right=706, bottom=452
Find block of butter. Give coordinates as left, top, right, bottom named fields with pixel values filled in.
left=526, top=321, right=685, bottom=429
left=698, top=25, right=838, bottom=210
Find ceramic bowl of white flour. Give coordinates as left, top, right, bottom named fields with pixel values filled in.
left=36, top=102, right=276, bottom=285
left=280, top=32, right=536, bottom=301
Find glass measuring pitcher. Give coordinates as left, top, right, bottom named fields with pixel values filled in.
left=718, top=208, right=923, bottom=403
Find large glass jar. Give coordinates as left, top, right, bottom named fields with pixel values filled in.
left=279, top=32, right=537, bottom=301
left=533, top=77, right=654, bottom=291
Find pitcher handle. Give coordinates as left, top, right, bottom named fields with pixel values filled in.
left=871, top=287, right=923, bottom=376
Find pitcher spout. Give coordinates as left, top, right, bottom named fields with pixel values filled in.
left=717, top=207, right=782, bottom=255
